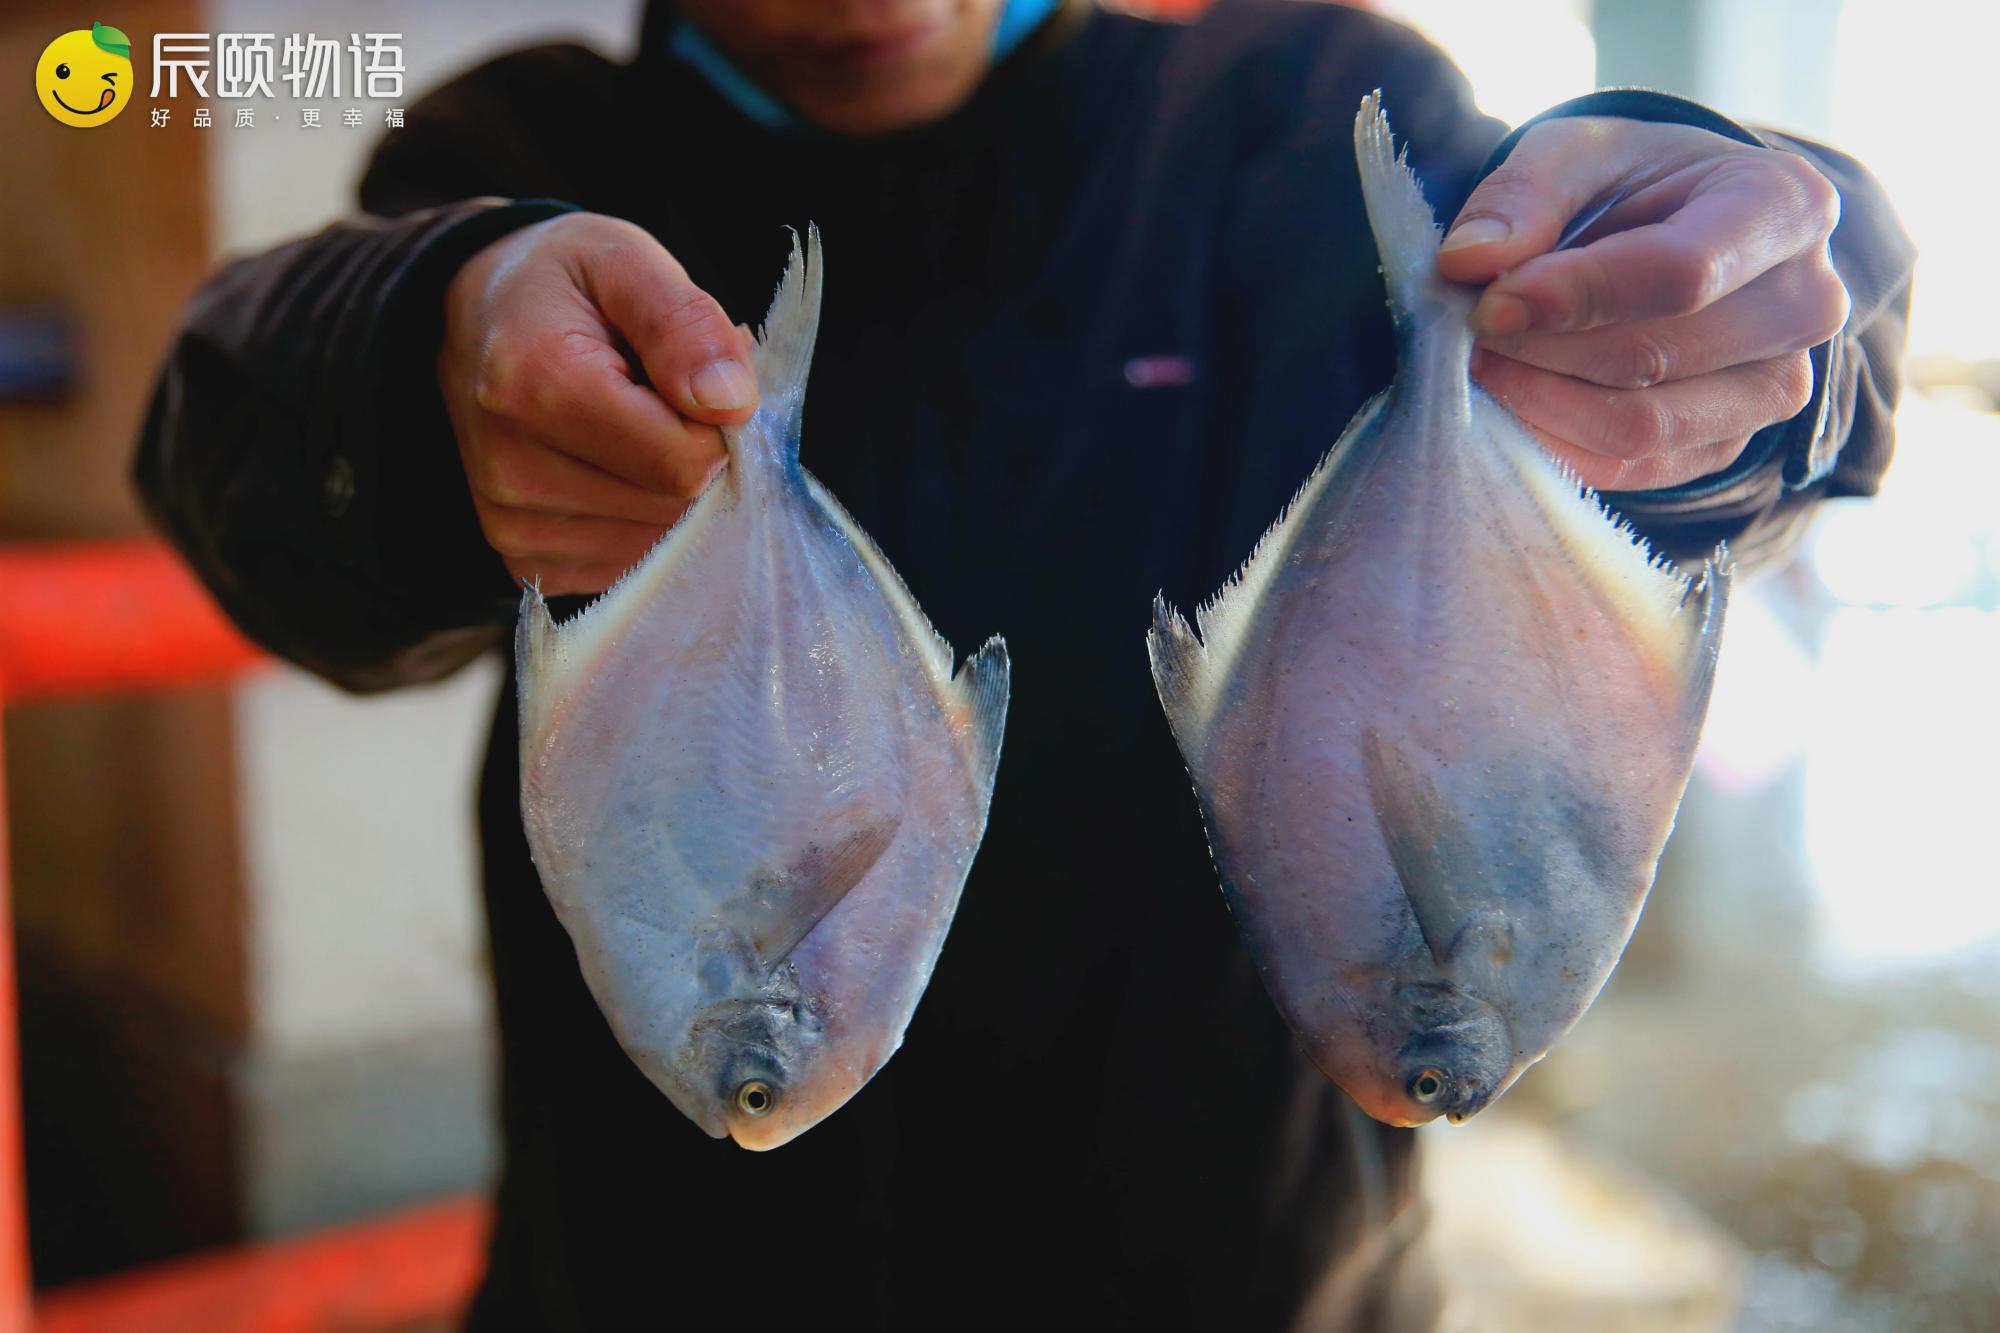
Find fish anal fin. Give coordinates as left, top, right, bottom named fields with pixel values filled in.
left=719, top=810, right=901, bottom=969
left=1360, top=729, right=1486, bottom=968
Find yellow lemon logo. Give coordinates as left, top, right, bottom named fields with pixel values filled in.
left=35, top=22, right=133, bottom=128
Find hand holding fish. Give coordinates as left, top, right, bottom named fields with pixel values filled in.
left=1437, top=117, right=1851, bottom=492
left=439, top=212, right=760, bottom=595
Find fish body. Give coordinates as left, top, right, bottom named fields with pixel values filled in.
left=517, top=231, right=1008, bottom=1150
left=1148, top=96, right=1729, bottom=1127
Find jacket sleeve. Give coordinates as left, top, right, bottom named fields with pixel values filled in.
left=131, top=47, right=615, bottom=692
left=1475, top=91, right=1917, bottom=570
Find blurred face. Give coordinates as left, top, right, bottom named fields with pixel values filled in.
left=679, top=0, right=1007, bottom=134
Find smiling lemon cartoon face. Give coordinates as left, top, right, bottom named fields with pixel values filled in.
left=36, top=23, right=133, bottom=127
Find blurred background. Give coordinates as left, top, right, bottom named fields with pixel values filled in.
left=0, top=0, right=1989, bottom=1329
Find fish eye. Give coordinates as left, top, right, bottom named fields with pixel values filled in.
left=55, top=63, right=70, bottom=79
left=734, top=1080, right=776, bottom=1118
left=1408, top=1068, right=1447, bottom=1104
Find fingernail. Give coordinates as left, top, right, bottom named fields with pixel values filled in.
left=1441, top=216, right=1511, bottom=254
left=690, top=358, right=756, bottom=411
left=1471, top=292, right=1532, bottom=336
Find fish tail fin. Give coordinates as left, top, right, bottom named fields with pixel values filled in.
left=1353, top=92, right=1452, bottom=324
left=745, top=224, right=824, bottom=469
left=954, top=636, right=1011, bottom=797
left=1147, top=593, right=1211, bottom=760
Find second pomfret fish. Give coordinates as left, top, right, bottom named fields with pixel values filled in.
left=1149, top=96, right=1729, bottom=1127
left=517, top=229, right=1009, bottom=1150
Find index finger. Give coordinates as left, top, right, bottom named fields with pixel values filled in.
left=1473, top=152, right=1840, bottom=336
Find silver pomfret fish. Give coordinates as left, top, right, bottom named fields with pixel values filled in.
left=517, top=230, right=1009, bottom=1150
left=1148, top=96, right=1728, bottom=1127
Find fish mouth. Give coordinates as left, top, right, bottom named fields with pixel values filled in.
left=1385, top=980, right=1515, bottom=1123
left=52, top=87, right=116, bottom=115
left=1444, top=1091, right=1494, bottom=1125
left=726, top=1110, right=816, bottom=1152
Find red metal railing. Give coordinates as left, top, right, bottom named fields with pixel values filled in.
left=0, top=539, right=487, bottom=1332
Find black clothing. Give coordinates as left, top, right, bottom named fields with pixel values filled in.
left=134, top=2, right=1913, bottom=1328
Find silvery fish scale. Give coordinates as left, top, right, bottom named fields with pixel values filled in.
left=517, top=231, right=1008, bottom=1150
left=1149, top=96, right=1729, bottom=1127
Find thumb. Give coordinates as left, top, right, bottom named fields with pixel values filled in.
left=585, top=238, right=759, bottom=427
left=1436, top=120, right=1632, bottom=289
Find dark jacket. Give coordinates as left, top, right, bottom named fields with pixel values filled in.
left=134, top=3, right=1914, bottom=1328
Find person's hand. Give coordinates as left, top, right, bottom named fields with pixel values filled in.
left=1436, top=117, right=1850, bottom=492
left=439, top=212, right=758, bottom=595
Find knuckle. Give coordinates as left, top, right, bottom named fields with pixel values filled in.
left=1657, top=247, right=1726, bottom=317
left=464, top=447, right=504, bottom=500
left=1609, top=333, right=1676, bottom=389
left=570, top=213, right=653, bottom=258
left=1512, top=118, right=1591, bottom=163
left=471, top=358, right=519, bottom=421
left=1606, top=390, right=1674, bottom=455
left=1786, top=156, right=1843, bottom=234
left=1711, top=436, right=1755, bottom=476
left=1774, top=352, right=1815, bottom=416
left=473, top=335, right=544, bottom=420
left=1745, top=151, right=1841, bottom=237
left=481, top=449, right=535, bottom=508
left=488, top=452, right=536, bottom=504
left=1566, top=258, right=1621, bottom=330
left=479, top=507, right=527, bottom=556
left=641, top=286, right=732, bottom=353
left=1463, top=162, right=1538, bottom=217
left=1806, top=267, right=1852, bottom=344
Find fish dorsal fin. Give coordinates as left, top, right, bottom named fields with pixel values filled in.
left=1361, top=729, right=1503, bottom=968
left=739, top=225, right=824, bottom=476
left=715, top=810, right=901, bottom=971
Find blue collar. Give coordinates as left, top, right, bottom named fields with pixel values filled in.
left=667, top=0, right=1062, bottom=131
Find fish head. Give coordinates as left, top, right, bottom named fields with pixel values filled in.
left=674, top=944, right=837, bottom=1151
left=1339, top=979, right=1514, bottom=1127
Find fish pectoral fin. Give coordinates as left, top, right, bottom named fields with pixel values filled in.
left=1444, top=914, right=1515, bottom=969
left=1361, top=729, right=1488, bottom=968
left=717, top=809, right=902, bottom=970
